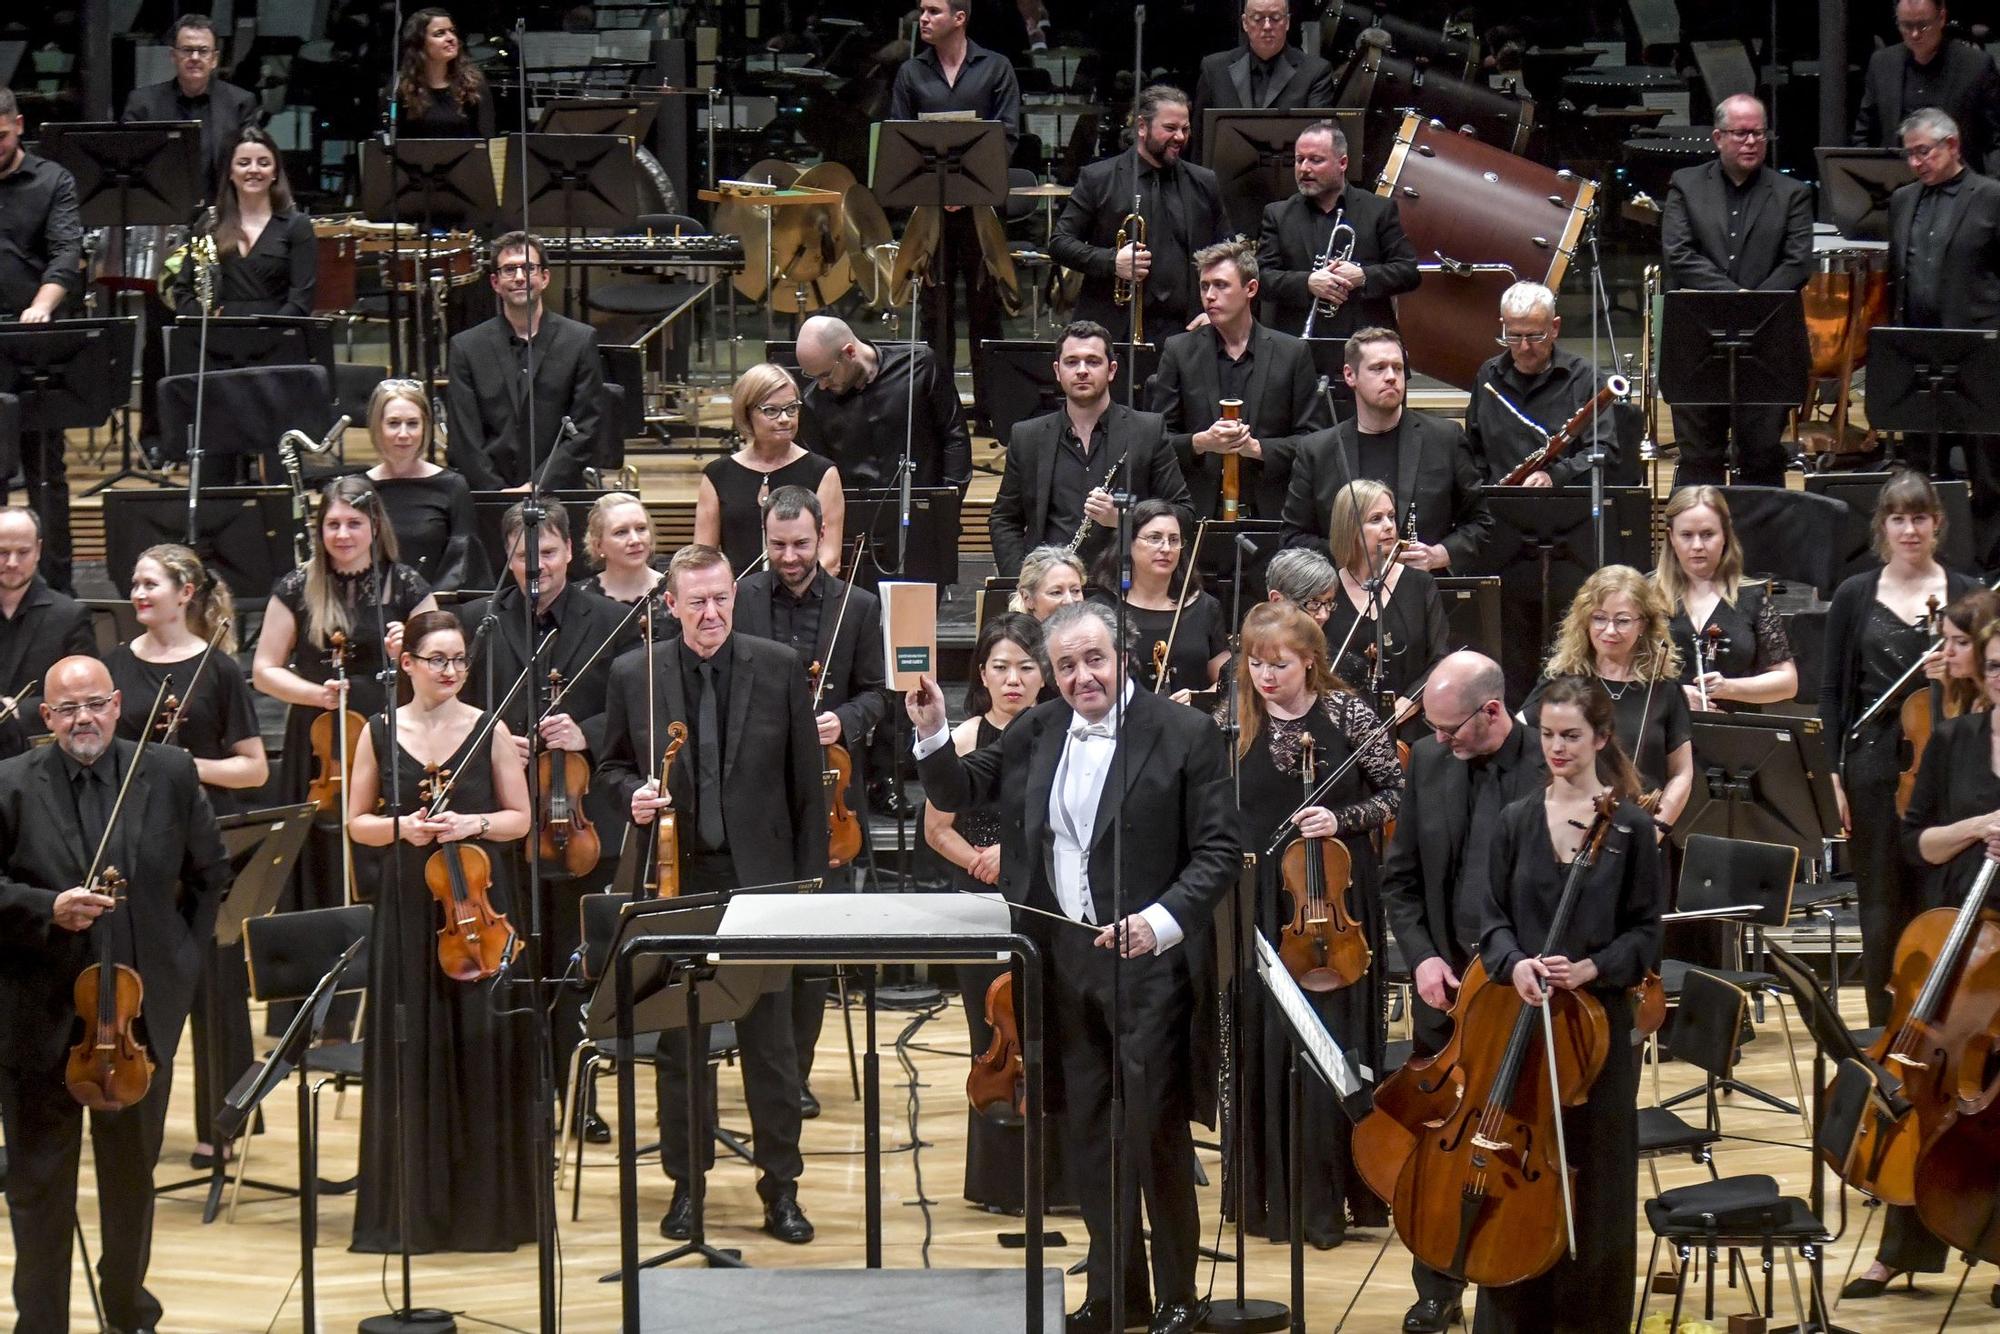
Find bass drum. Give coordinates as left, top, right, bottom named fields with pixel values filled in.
left=1337, top=33, right=1534, bottom=184
left=1376, top=113, right=1597, bottom=390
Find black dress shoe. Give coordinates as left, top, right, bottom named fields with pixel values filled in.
left=1402, top=1296, right=1464, bottom=1332
left=579, top=1112, right=611, bottom=1144
left=763, top=1192, right=815, bottom=1243
left=659, top=1187, right=693, bottom=1240
left=1839, top=1268, right=1909, bottom=1300
left=799, top=1085, right=821, bottom=1119
left=1148, top=1300, right=1208, bottom=1334
left=1063, top=1298, right=1151, bottom=1333
left=1304, top=1222, right=1347, bottom=1250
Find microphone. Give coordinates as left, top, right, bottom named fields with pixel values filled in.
left=316, top=414, right=352, bottom=456
left=1234, top=533, right=1258, bottom=557
left=474, top=611, right=500, bottom=643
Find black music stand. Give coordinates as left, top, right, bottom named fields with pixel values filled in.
left=500, top=134, right=639, bottom=317
left=471, top=490, right=603, bottom=586
left=1658, top=290, right=1810, bottom=480
left=360, top=137, right=499, bottom=234
left=538, top=97, right=659, bottom=143
left=982, top=340, right=1161, bottom=446
left=0, top=319, right=149, bottom=503
left=102, top=486, right=293, bottom=604
left=164, top=314, right=337, bottom=379
left=1863, top=327, right=2000, bottom=473
left=1433, top=574, right=1504, bottom=664
left=1801, top=472, right=1976, bottom=587
left=1675, top=714, right=1841, bottom=860
left=1204, top=109, right=1364, bottom=235
left=1813, top=148, right=1912, bottom=243
left=843, top=486, right=962, bottom=588
left=157, top=364, right=338, bottom=470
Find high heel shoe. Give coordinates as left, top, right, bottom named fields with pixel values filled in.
left=1838, top=1268, right=1910, bottom=1300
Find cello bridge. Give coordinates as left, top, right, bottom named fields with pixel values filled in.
left=1470, top=1133, right=1509, bottom=1152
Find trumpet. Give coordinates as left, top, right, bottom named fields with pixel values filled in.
left=1301, top=208, right=1358, bottom=339
left=1113, top=194, right=1146, bottom=345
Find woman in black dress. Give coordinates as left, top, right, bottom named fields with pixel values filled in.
left=107, top=543, right=267, bottom=1165
left=175, top=127, right=314, bottom=317
left=1820, top=470, right=1979, bottom=1033
left=1322, top=479, right=1447, bottom=729
left=1925, top=589, right=1999, bottom=722
left=1654, top=486, right=1797, bottom=713
left=922, top=613, right=1071, bottom=1211
left=1087, top=500, right=1229, bottom=703
left=695, top=364, right=844, bottom=576
left=1232, top=601, right=1401, bottom=1246
left=1475, top=674, right=1663, bottom=1333
left=393, top=8, right=494, bottom=139
left=346, top=609, right=538, bottom=1253
left=1526, top=565, right=1693, bottom=829
left=366, top=379, right=485, bottom=592
left=579, top=491, right=674, bottom=645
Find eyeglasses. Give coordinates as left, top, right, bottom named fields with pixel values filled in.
left=1300, top=597, right=1334, bottom=618
left=1495, top=330, right=1552, bottom=347
left=1137, top=533, right=1184, bottom=550
left=755, top=400, right=804, bottom=420
left=413, top=654, right=470, bottom=673
left=1898, top=19, right=1938, bottom=34
left=49, top=696, right=116, bottom=720
left=1426, top=699, right=1496, bottom=740
left=495, top=262, right=546, bottom=279
left=1245, top=12, right=1288, bottom=25
left=175, top=45, right=216, bottom=58
left=1589, top=613, right=1643, bottom=632
left=1718, top=128, right=1768, bottom=142
left=1906, top=141, right=1949, bottom=161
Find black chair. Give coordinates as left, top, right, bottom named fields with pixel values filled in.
left=1715, top=485, right=1853, bottom=600
left=0, top=391, right=19, bottom=483
left=1640, top=964, right=1737, bottom=1197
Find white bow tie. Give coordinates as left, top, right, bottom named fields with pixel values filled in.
left=1070, top=721, right=1115, bottom=741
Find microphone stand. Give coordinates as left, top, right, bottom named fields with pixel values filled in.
left=1581, top=212, right=1618, bottom=567
left=1108, top=485, right=1133, bottom=1334
left=184, top=205, right=218, bottom=546
left=384, top=0, right=406, bottom=378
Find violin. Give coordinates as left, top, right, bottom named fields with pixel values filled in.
left=649, top=722, right=688, bottom=898
left=1277, top=734, right=1371, bottom=992
left=419, top=766, right=519, bottom=982
left=966, top=971, right=1026, bottom=1123
left=1150, top=639, right=1170, bottom=693
left=152, top=695, right=182, bottom=744
left=809, top=661, right=862, bottom=869
left=1633, top=969, right=1667, bottom=1038
left=309, top=632, right=365, bottom=903
left=1690, top=623, right=1726, bottom=711
left=1358, top=794, right=1619, bottom=1287
left=1897, top=595, right=1944, bottom=816
left=65, top=867, right=155, bottom=1112
left=535, top=668, right=601, bottom=877
left=156, top=618, right=232, bottom=748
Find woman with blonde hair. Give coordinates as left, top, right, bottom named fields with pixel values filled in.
left=366, top=379, right=485, bottom=591
left=1229, top=600, right=1401, bottom=1247
left=1653, top=485, right=1796, bottom=711
left=578, top=491, right=673, bottom=644
left=1007, top=546, right=1087, bottom=620
left=1528, top=564, right=1693, bottom=829
left=1322, top=479, right=1447, bottom=728
left=695, top=363, right=844, bottom=575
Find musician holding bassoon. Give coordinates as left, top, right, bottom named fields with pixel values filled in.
left=0, top=655, right=231, bottom=1333
left=1228, top=602, right=1401, bottom=1248
left=1148, top=237, right=1329, bottom=523
left=1465, top=282, right=1623, bottom=489
left=594, top=544, right=825, bottom=1245
left=1376, top=650, right=1545, bottom=1333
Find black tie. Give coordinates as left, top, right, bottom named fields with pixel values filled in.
left=75, top=762, right=113, bottom=864
left=696, top=660, right=726, bottom=850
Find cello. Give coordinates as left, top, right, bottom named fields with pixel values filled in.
left=308, top=630, right=364, bottom=904
left=1276, top=733, right=1371, bottom=991
left=418, top=763, right=519, bottom=983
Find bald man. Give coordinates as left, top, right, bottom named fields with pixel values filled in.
left=0, top=505, right=97, bottom=759
left=1377, top=649, right=1546, bottom=1333
left=0, top=655, right=231, bottom=1332
left=795, top=315, right=972, bottom=496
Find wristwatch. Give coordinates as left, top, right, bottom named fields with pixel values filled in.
left=478, top=815, right=491, bottom=837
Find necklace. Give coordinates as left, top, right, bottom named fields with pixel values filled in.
left=1600, top=673, right=1634, bottom=701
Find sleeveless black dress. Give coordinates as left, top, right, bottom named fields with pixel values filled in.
left=702, top=451, right=835, bottom=575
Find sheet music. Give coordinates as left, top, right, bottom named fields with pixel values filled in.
left=596, top=30, right=652, bottom=63
left=1254, top=932, right=1368, bottom=1095
left=520, top=31, right=599, bottom=71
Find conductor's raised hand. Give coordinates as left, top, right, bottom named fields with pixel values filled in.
left=906, top=674, right=948, bottom=740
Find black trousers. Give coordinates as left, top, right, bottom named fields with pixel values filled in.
left=1670, top=403, right=1791, bottom=489
left=1959, top=434, right=2000, bottom=572
left=1846, top=736, right=1935, bottom=1027
left=1, top=430, right=72, bottom=593
left=1053, top=924, right=1201, bottom=1309
left=920, top=206, right=1002, bottom=424
left=0, top=1056, right=174, bottom=1333
left=1407, top=987, right=1470, bottom=1310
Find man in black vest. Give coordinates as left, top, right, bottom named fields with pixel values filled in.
left=1188, top=0, right=1336, bottom=162
left=1854, top=0, right=2000, bottom=170
left=0, top=507, right=96, bottom=757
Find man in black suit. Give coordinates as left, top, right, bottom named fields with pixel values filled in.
left=1378, top=650, right=1544, bottom=1333
left=1149, top=236, right=1329, bottom=522
left=0, top=507, right=97, bottom=757
left=120, top=14, right=263, bottom=187
left=1465, top=281, right=1623, bottom=488
left=1660, top=94, right=1813, bottom=488
left=446, top=231, right=604, bottom=492
left=907, top=600, right=1238, bottom=1334
left=1890, top=107, right=2000, bottom=567
left=989, top=320, right=1193, bottom=577
left=596, top=543, right=826, bottom=1244
left=1281, top=328, right=1491, bottom=571
left=1188, top=0, right=1336, bottom=162
left=1255, top=118, right=1419, bottom=359
left=0, top=655, right=231, bottom=1334
left=1051, top=85, right=1227, bottom=339
left=734, top=485, right=889, bottom=1110
left=1854, top=0, right=2000, bottom=171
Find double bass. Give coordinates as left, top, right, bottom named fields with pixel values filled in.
left=1276, top=733, right=1371, bottom=991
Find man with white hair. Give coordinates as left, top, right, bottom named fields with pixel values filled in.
left=1464, top=282, right=1622, bottom=488
left=794, top=313, right=972, bottom=494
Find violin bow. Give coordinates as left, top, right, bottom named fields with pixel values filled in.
left=0, top=679, right=37, bottom=727
left=159, top=618, right=232, bottom=746
left=424, top=632, right=558, bottom=816
left=812, top=535, right=867, bottom=716
left=80, top=680, right=173, bottom=893
left=1154, top=519, right=1209, bottom=692
left=534, top=591, right=651, bottom=725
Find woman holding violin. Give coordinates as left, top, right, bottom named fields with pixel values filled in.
left=1469, top=674, right=1663, bottom=1331
left=1320, top=480, right=1447, bottom=731
left=1231, top=601, right=1402, bottom=1246
left=1654, top=486, right=1797, bottom=712
left=346, top=609, right=536, bottom=1253
left=1087, top=500, right=1229, bottom=701
left=106, top=543, right=267, bottom=1167
left=1819, top=470, right=1980, bottom=1026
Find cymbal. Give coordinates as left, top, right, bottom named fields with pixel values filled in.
left=1009, top=182, right=1074, bottom=199
left=841, top=181, right=896, bottom=309
left=714, top=160, right=807, bottom=301
left=973, top=205, right=1021, bottom=316
left=769, top=254, right=854, bottom=314
left=888, top=206, right=941, bottom=309
left=772, top=162, right=855, bottom=308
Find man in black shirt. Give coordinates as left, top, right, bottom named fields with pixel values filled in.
left=888, top=0, right=1021, bottom=427
left=1465, top=281, right=1622, bottom=488
left=795, top=314, right=972, bottom=493
left=0, top=507, right=96, bottom=758
left=121, top=15, right=263, bottom=188
left=1188, top=0, right=1336, bottom=163
left=0, top=90, right=85, bottom=593
left=1854, top=0, right=2000, bottom=171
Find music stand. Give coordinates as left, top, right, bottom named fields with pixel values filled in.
left=1801, top=472, right=1976, bottom=587
left=472, top=490, right=604, bottom=586
left=1862, top=327, right=2000, bottom=472
left=982, top=340, right=1161, bottom=445
left=1813, top=148, right=1912, bottom=243
left=359, top=137, right=499, bottom=234
left=165, top=314, right=337, bottom=379
left=1433, top=574, right=1503, bottom=664
left=1658, top=290, right=1810, bottom=480
left=1675, top=713, right=1841, bottom=860
left=1204, top=109, right=1364, bottom=235
left=843, top=486, right=962, bottom=588
left=157, top=364, right=338, bottom=468
left=0, top=318, right=151, bottom=501
left=538, top=97, right=659, bottom=144
left=102, top=486, right=294, bottom=604
left=500, top=133, right=639, bottom=317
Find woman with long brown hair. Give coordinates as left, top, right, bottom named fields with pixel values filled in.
left=1653, top=485, right=1797, bottom=711
left=173, top=125, right=314, bottom=317
left=393, top=8, right=494, bottom=138
left=1926, top=588, right=2000, bottom=721
left=1088, top=500, right=1230, bottom=702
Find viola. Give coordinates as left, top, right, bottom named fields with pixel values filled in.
left=307, top=631, right=365, bottom=811
left=65, top=868, right=155, bottom=1112
left=1277, top=734, right=1371, bottom=992
left=809, top=661, right=863, bottom=869
left=650, top=722, right=688, bottom=898
left=1633, top=969, right=1667, bottom=1038
left=535, top=668, right=602, bottom=877
left=966, top=971, right=1025, bottom=1123
left=1896, top=595, right=1944, bottom=817
left=418, top=766, right=519, bottom=982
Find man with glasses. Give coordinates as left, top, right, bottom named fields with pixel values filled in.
left=1660, top=93, right=1812, bottom=487
left=121, top=14, right=262, bottom=185
left=1855, top=0, right=2000, bottom=170
left=0, top=506, right=96, bottom=758
left=0, top=654, right=231, bottom=1334
left=446, top=230, right=605, bottom=491
left=1377, top=650, right=1542, bottom=1333
left=1187, top=0, right=1335, bottom=163
left=795, top=313, right=971, bottom=497
left=1465, top=281, right=1623, bottom=488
